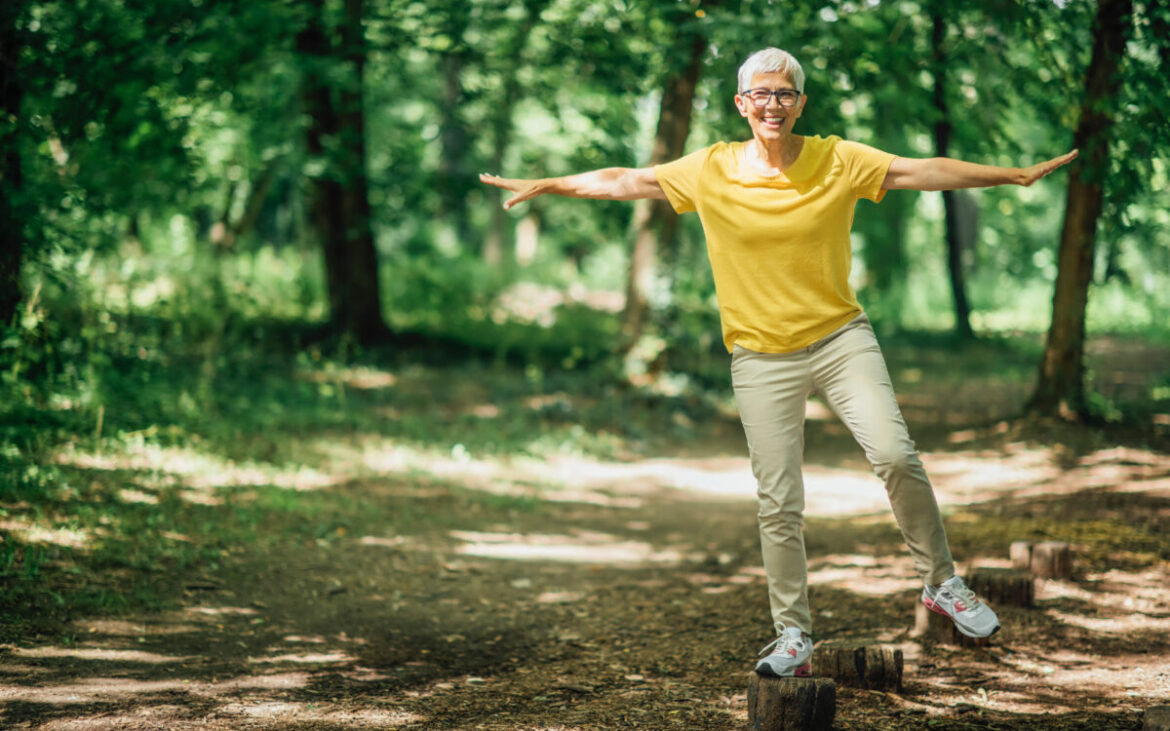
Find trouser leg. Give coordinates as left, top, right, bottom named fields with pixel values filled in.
left=731, top=345, right=814, bottom=635
left=810, top=317, right=955, bottom=585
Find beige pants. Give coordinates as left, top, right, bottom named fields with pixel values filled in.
left=731, top=313, right=954, bottom=636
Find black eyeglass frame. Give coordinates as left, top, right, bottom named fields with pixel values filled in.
left=740, top=87, right=804, bottom=108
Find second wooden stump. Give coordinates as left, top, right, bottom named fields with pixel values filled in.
left=811, top=641, right=903, bottom=692
left=747, top=673, right=836, bottom=731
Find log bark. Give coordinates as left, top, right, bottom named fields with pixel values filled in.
left=1028, top=0, right=1133, bottom=417
left=967, top=568, right=1034, bottom=607
left=1144, top=705, right=1170, bottom=731
left=1012, top=540, right=1073, bottom=579
left=811, top=641, right=903, bottom=691
left=746, top=673, right=836, bottom=731
left=914, top=602, right=991, bottom=648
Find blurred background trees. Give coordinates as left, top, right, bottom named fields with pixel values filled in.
left=2, top=0, right=1168, bottom=423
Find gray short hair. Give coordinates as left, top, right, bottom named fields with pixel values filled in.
left=737, top=48, right=805, bottom=93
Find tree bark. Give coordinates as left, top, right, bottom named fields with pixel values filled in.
left=0, top=2, right=25, bottom=328
left=746, top=673, right=836, bottom=731
left=810, top=641, right=903, bottom=691
left=1028, top=0, right=1132, bottom=417
left=620, top=29, right=705, bottom=346
left=967, top=568, right=1035, bottom=607
left=932, top=11, right=974, bottom=340
left=483, top=0, right=548, bottom=266
left=436, top=1, right=473, bottom=249
left=297, top=0, right=387, bottom=343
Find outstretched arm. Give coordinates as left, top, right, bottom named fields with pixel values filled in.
left=480, top=167, right=667, bottom=210
left=882, top=150, right=1079, bottom=191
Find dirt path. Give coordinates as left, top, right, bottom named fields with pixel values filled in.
left=4, top=430, right=1170, bottom=730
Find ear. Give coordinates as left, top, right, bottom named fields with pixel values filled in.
left=734, top=93, right=749, bottom=118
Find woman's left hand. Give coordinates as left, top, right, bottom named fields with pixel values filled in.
left=1018, top=149, right=1079, bottom=187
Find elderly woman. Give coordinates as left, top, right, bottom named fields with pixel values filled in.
left=481, top=47, right=1076, bottom=678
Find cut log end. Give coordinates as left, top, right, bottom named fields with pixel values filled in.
left=967, top=567, right=1035, bottom=608
left=811, top=641, right=903, bottom=692
left=747, top=673, right=836, bottom=731
left=1010, top=540, right=1073, bottom=579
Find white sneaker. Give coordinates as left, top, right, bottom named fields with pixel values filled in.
left=922, top=575, right=1001, bottom=638
left=754, top=625, right=812, bottom=677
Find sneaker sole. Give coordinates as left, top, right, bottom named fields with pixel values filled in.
left=923, top=597, right=1001, bottom=639
left=754, top=661, right=812, bottom=678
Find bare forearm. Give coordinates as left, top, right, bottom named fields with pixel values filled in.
left=544, top=168, right=642, bottom=199
left=910, top=157, right=1022, bottom=191
left=883, top=150, right=1078, bottom=192
left=480, top=166, right=665, bottom=209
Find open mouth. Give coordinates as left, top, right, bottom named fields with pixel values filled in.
left=762, top=116, right=786, bottom=129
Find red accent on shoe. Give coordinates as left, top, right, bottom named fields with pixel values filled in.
left=794, top=663, right=812, bottom=677
left=923, top=597, right=953, bottom=619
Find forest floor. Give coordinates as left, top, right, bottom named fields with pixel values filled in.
left=2, top=333, right=1170, bottom=730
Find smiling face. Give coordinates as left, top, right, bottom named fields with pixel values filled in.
left=734, top=71, right=807, bottom=145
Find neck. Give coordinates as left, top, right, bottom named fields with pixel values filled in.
left=750, top=135, right=803, bottom=172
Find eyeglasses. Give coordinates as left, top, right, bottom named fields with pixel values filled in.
left=741, top=88, right=802, bottom=108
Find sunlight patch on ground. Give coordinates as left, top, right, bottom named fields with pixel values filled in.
left=185, top=605, right=258, bottom=616
left=0, top=519, right=90, bottom=549
left=805, top=554, right=921, bottom=595
left=250, top=651, right=355, bottom=664
left=297, top=365, right=398, bottom=390
left=449, top=529, right=692, bottom=565
left=217, top=701, right=423, bottom=727
left=0, top=677, right=189, bottom=703
left=54, top=443, right=341, bottom=491
left=37, top=705, right=201, bottom=730
left=7, top=646, right=189, bottom=663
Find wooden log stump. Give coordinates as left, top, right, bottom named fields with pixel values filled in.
left=967, top=568, right=1034, bottom=607
left=914, top=602, right=991, bottom=648
left=746, top=673, right=836, bottom=731
left=811, top=641, right=903, bottom=692
left=1145, top=705, right=1170, bottom=731
left=1010, top=540, right=1073, bottom=579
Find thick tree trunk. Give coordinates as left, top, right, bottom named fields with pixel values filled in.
left=0, top=3, right=25, bottom=328
left=620, top=30, right=705, bottom=345
left=297, top=0, right=387, bottom=343
left=932, top=11, right=974, bottom=340
left=1028, top=0, right=1131, bottom=417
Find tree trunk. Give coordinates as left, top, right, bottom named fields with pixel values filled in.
left=483, top=0, right=548, bottom=266
left=620, top=29, right=706, bottom=346
left=1028, top=0, right=1132, bottom=417
left=0, top=2, right=25, bottom=328
left=297, top=0, right=387, bottom=344
left=932, top=11, right=974, bottom=340
left=436, top=2, right=473, bottom=250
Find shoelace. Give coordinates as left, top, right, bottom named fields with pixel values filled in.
left=757, top=633, right=802, bottom=658
left=941, top=580, right=980, bottom=608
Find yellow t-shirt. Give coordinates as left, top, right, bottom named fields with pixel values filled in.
left=654, top=135, right=896, bottom=353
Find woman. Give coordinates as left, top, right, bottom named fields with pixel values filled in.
left=481, top=47, right=1076, bottom=678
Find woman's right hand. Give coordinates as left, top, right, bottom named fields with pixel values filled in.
left=479, top=174, right=552, bottom=210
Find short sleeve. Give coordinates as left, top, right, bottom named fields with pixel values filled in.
left=837, top=140, right=897, bottom=203
left=654, top=146, right=714, bottom=214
